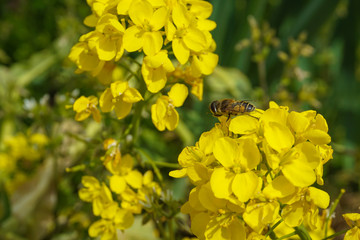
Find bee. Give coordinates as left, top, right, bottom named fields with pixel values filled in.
left=209, top=99, right=255, bottom=120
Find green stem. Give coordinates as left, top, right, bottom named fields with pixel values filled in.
left=277, top=231, right=297, bottom=240
left=125, top=56, right=142, bottom=68
left=325, top=189, right=345, bottom=238
left=118, top=61, right=141, bottom=82
left=265, top=219, right=283, bottom=238
left=136, top=148, right=164, bottom=183
left=168, top=218, right=175, bottom=240
left=295, top=225, right=311, bottom=240
left=322, top=229, right=347, bottom=240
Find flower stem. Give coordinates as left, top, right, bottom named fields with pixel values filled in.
left=265, top=219, right=283, bottom=238
left=277, top=231, right=297, bottom=240
left=325, top=188, right=345, bottom=238
left=322, top=229, right=347, bottom=240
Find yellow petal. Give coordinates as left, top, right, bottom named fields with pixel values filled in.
left=344, top=227, right=360, bottom=240
left=73, top=96, right=90, bottom=112
left=168, top=83, right=188, bottom=107
left=142, top=64, right=167, bottom=93
left=123, top=25, right=143, bottom=52
left=96, top=36, right=116, bottom=61
left=123, top=88, right=143, bottom=103
left=210, top=167, right=234, bottom=199
left=128, top=0, right=153, bottom=26
left=125, top=170, right=143, bottom=189
left=315, top=113, right=328, bottom=132
left=191, top=212, right=210, bottom=239
left=264, top=122, right=294, bottom=152
left=91, top=108, right=102, bottom=123
left=303, top=129, right=331, bottom=145
left=288, top=111, right=310, bottom=133
left=75, top=111, right=91, bottom=121
left=343, top=213, right=360, bottom=227
left=229, top=115, right=259, bottom=135
left=149, top=6, right=167, bottom=31
left=172, top=3, right=190, bottom=28
left=236, top=138, right=261, bottom=170
left=173, top=38, right=190, bottom=64
left=165, top=107, right=179, bottom=131
left=282, top=157, right=316, bottom=187
left=308, top=187, right=330, bottom=209
left=114, top=101, right=132, bottom=119
left=109, top=175, right=127, bottom=194
left=110, top=81, right=128, bottom=97
left=232, top=171, right=261, bottom=202
left=100, top=88, right=114, bottom=112
left=263, top=175, right=295, bottom=199
left=198, top=183, right=226, bottom=212
left=114, top=208, right=134, bottom=230
left=143, top=31, right=163, bottom=56
left=261, top=108, right=288, bottom=126
left=183, top=28, right=206, bottom=52
left=213, top=137, right=236, bottom=168
left=169, top=168, right=187, bottom=178
left=295, top=142, right=320, bottom=169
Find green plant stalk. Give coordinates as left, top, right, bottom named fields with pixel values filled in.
left=265, top=219, right=283, bottom=238
left=295, top=225, right=312, bottom=240
left=325, top=188, right=345, bottom=238
left=277, top=231, right=297, bottom=240
left=322, top=229, right=347, bottom=240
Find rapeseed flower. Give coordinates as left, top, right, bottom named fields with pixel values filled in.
left=100, top=80, right=143, bottom=119
left=123, top=0, right=167, bottom=56
left=151, top=83, right=188, bottom=131
left=141, top=50, right=175, bottom=93
left=73, top=95, right=101, bottom=122
left=171, top=101, right=334, bottom=239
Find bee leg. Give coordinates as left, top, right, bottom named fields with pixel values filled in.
left=226, top=114, right=231, bottom=122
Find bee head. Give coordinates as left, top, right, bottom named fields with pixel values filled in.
left=209, top=100, right=222, bottom=116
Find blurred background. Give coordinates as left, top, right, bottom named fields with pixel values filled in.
left=0, top=0, right=359, bottom=239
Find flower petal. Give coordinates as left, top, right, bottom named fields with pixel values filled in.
left=213, top=137, right=236, bottom=168
left=168, top=83, right=188, bottom=107
left=264, top=122, right=294, bottom=152
left=210, top=167, right=234, bottom=199
left=232, top=171, right=261, bottom=202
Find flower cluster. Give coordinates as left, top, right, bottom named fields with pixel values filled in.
left=69, top=0, right=218, bottom=130
left=79, top=138, right=161, bottom=239
left=170, top=101, right=334, bottom=239
left=0, top=132, right=48, bottom=193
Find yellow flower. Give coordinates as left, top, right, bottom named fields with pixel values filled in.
left=343, top=213, right=360, bottom=240
left=169, top=125, right=223, bottom=184
left=141, top=50, right=175, bottom=93
left=88, top=203, right=134, bottom=239
left=99, top=81, right=143, bottom=119
left=181, top=184, right=247, bottom=240
left=95, top=13, right=125, bottom=61
left=166, top=3, right=208, bottom=64
left=211, top=137, right=262, bottom=202
left=189, top=51, right=219, bottom=77
left=78, top=176, right=113, bottom=216
left=281, top=187, right=330, bottom=228
left=123, top=0, right=167, bottom=55
left=151, top=83, right=188, bottom=131
left=73, top=95, right=101, bottom=122
left=243, top=200, right=280, bottom=233
left=106, top=154, right=143, bottom=194
left=68, top=32, right=103, bottom=73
